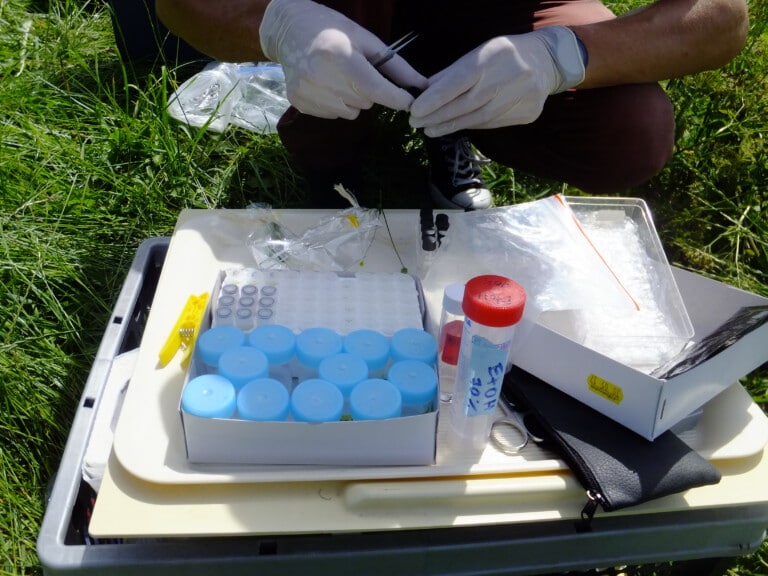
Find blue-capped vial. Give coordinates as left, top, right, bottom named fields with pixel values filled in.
left=387, top=360, right=438, bottom=416
left=350, top=378, right=402, bottom=421
left=318, top=353, right=368, bottom=397
left=196, top=325, right=246, bottom=371
left=295, top=327, right=343, bottom=381
left=343, top=329, right=390, bottom=377
left=237, top=378, right=290, bottom=421
left=217, top=345, right=269, bottom=389
left=390, top=328, right=438, bottom=365
left=249, top=324, right=295, bottom=364
left=249, top=324, right=296, bottom=389
left=181, top=374, right=237, bottom=419
left=290, top=378, right=344, bottom=423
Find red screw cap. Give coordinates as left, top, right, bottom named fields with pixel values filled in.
left=462, top=275, right=526, bottom=327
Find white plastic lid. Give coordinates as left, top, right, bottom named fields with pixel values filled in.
left=442, top=283, right=465, bottom=317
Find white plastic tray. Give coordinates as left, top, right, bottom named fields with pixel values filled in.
left=111, top=209, right=768, bottom=487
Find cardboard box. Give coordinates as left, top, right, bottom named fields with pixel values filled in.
left=561, top=197, right=695, bottom=371
left=180, top=410, right=438, bottom=466
left=512, top=267, right=768, bottom=440
left=179, top=268, right=439, bottom=466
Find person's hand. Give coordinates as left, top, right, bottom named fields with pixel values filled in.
left=259, top=0, right=427, bottom=119
left=409, top=26, right=586, bottom=137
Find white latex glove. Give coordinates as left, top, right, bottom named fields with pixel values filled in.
left=409, top=26, right=586, bottom=137
left=259, top=0, right=428, bottom=119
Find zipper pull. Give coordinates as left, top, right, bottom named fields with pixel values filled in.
left=576, top=489, right=605, bottom=532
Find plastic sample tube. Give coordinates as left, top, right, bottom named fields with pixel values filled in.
left=290, top=378, right=344, bottom=423
left=390, top=328, right=438, bottom=365
left=196, top=325, right=246, bottom=370
left=439, top=283, right=465, bottom=365
left=318, top=352, right=369, bottom=398
left=438, top=283, right=465, bottom=402
left=296, top=327, right=344, bottom=367
left=214, top=306, right=235, bottom=327
left=350, top=379, right=402, bottom=421
left=237, top=378, right=290, bottom=421
left=235, top=307, right=255, bottom=331
left=451, top=275, right=526, bottom=449
left=218, top=295, right=236, bottom=308
left=295, top=327, right=344, bottom=381
left=248, top=324, right=296, bottom=388
left=217, top=345, right=269, bottom=389
left=249, top=324, right=296, bottom=364
left=343, top=329, right=390, bottom=376
left=181, top=374, right=237, bottom=419
left=387, top=360, right=438, bottom=416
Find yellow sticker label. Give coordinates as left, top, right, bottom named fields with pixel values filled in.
left=587, top=374, right=623, bottom=404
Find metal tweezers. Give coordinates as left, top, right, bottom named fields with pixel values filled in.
left=369, top=30, right=419, bottom=68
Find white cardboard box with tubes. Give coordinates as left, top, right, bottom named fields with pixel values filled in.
left=179, top=268, right=440, bottom=466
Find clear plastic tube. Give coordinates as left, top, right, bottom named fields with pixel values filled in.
left=450, top=275, right=526, bottom=449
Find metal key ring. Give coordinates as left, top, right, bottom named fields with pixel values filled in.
left=490, top=418, right=530, bottom=455
left=489, top=399, right=545, bottom=455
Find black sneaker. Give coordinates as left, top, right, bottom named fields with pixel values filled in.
left=426, top=135, right=493, bottom=210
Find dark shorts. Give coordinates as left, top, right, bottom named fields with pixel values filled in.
left=278, top=0, right=675, bottom=195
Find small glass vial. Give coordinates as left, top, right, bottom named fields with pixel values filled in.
left=235, top=307, right=255, bottom=331
left=257, top=285, right=278, bottom=325
left=438, top=283, right=465, bottom=403
left=450, top=275, right=526, bottom=449
left=214, top=306, right=236, bottom=327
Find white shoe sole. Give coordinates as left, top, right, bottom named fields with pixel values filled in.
left=429, top=182, right=493, bottom=210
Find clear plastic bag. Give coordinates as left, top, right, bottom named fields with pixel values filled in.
left=420, top=195, right=692, bottom=371
left=167, top=62, right=290, bottom=133
left=421, top=196, right=633, bottom=318
left=246, top=203, right=382, bottom=271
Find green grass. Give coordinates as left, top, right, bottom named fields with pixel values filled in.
left=1, top=0, right=767, bottom=574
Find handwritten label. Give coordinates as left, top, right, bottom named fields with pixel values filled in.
left=460, top=335, right=511, bottom=417
left=587, top=374, right=623, bottom=404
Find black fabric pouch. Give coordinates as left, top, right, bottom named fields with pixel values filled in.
left=502, top=366, right=722, bottom=530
